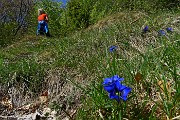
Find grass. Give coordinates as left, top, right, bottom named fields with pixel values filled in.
left=0, top=10, right=179, bottom=119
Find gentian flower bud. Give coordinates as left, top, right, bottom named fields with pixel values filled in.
left=109, top=45, right=118, bottom=52
left=143, top=26, right=149, bottom=33
left=159, top=30, right=166, bottom=36
left=166, top=27, right=173, bottom=32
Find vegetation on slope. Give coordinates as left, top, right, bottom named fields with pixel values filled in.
left=0, top=0, right=179, bottom=119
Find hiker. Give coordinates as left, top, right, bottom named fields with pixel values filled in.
left=36, top=8, right=50, bottom=37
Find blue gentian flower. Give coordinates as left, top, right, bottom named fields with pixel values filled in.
left=109, top=45, right=118, bottom=52
left=159, top=30, right=166, bottom=36
left=103, top=75, right=132, bottom=102
left=143, top=26, right=149, bottom=33
left=166, top=27, right=173, bottom=32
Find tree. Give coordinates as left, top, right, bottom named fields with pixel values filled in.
left=0, top=0, right=34, bottom=47
left=66, top=0, right=90, bottom=30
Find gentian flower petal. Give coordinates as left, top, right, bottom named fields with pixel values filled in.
left=103, top=83, right=115, bottom=93
left=109, top=91, right=120, bottom=102
left=103, top=77, right=115, bottom=92
left=115, top=83, right=127, bottom=91
left=120, top=87, right=132, bottom=101
left=112, top=75, right=124, bottom=82
left=103, top=77, right=113, bottom=85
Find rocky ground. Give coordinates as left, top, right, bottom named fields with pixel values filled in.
left=0, top=69, right=83, bottom=120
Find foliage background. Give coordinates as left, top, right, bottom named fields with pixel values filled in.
left=0, top=0, right=179, bottom=47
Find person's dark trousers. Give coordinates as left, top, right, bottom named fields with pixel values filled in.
left=36, top=21, right=49, bottom=36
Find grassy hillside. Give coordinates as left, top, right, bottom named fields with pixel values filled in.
left=0, top=10, right=180, bottom=119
